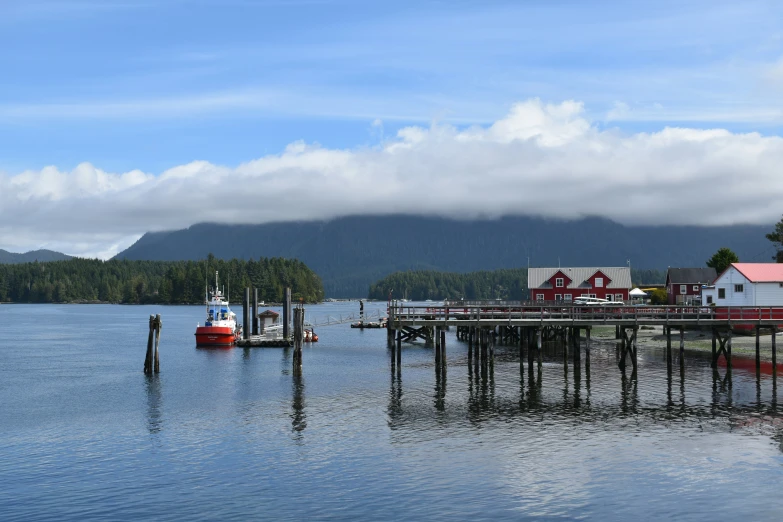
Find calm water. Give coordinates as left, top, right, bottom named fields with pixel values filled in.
left=2, top=303, right=783, bottom=521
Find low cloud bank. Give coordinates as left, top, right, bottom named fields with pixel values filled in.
left=2, top=98, right=781, bottom=258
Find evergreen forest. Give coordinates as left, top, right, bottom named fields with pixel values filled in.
left=0, top=256, right=324, bottom=304
left=368, top=268, right=665, bottom=301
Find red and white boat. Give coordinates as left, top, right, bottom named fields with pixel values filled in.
left=195, top=271, right=241, bottom=346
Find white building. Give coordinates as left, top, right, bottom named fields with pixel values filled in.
left=702, top=263, right=783, bottom=307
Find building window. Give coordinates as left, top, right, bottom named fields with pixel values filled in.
left=536, top=294, right=544, bottom=302
left=555, top=278, right=564, bottom=288
left=564, top=294, right=572, bottom=302
left=606, top=294, right=613, bottom=301
left=595, top=277, right=603, bottom=288
left=707, top=295, right=713, bottom=304
left=555, top=294, right=562, bottom=302
left=693, top=285, right=699, bottom=292
left=718, top=288, right=725, bottom=299
left=680, top=285, right=687, bottom=294
left=734, top=284, right=744, bottom=293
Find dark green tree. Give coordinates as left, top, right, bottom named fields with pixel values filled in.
left=706, top=247, right=739, bottom=275
left=765, top=215, right=783, bottom=262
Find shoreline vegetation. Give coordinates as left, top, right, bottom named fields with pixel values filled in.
left=0, top=256, right=324, bottom=305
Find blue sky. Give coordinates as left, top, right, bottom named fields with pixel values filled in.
left=1, top=0, right=781, bottom=172
left=1, top=0, right=782, bottom=257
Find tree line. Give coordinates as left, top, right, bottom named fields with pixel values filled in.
left=0, top=255, right=324, bottom=304
left=368, top=268, right=665, bottom=301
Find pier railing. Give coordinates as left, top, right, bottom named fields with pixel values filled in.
left=388, top=302, right=783, bottom=327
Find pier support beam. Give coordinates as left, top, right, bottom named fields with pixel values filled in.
left=618, top=326, right=638, bottom=372
left=712, top=328, right=732, bottom=369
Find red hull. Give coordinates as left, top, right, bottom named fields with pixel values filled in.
left=195, top=326, right=238, bottom=346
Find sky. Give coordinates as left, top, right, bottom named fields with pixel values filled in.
left=1, top=0, right=782, bottom=258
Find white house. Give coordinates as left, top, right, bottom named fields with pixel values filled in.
left=702, top=263, right=783, bottom=307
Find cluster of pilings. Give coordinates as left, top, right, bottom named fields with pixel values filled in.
left=242, top=287, right=292, bottom=339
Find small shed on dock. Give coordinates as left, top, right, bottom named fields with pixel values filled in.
left=258, top=309, right=280, bottom=333
left=701, top=263, right=783, bottom=307
left=527, top=266, right=632, bottom=303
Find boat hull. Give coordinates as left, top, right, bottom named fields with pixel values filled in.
left=195, top=326, right=238, bottom=346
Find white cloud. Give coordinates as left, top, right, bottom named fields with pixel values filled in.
left=2, top=98, right=782, bottom=258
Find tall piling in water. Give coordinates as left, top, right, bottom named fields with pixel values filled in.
left=252, top=288, right=259, bottom=336
left=283, top=288, right=292, bottom=339
left=293, top=306, right=304, bottom=376
left=243, top=288, right=250, bottom=340
left=144, top=314, right=161, bottom=374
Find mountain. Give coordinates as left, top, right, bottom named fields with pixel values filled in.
left=0, top=249, right=72, bottom=264
left=115, top=215, right=775, bottom=297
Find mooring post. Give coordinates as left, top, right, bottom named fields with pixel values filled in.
left=252, top=288, right=259, bottom=336
left=153, top=314, right=161, bottom=373
left=563, top=328, right=570, bottom=371
left=574, top=327, right=581, bottom=367
left=243, top=288, right=250, bottom=340
left=666, top=327, right=672, bottom=361
left=615, top=325, right=621, bottom=340
left=293, top=306, right=304, bottom=376
left=520, top=327, right=526, bottom=370
left=631, top=326, right=638, bottom=371
left=396, top=330, right=402, bottom=367
left=283, top=288, right=292, bottom=339
left=772, top=327, right=778, bottom=372
left=144, top=314, right=155, bottom=374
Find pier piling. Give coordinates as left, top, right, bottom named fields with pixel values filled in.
left=293, top=306, right=304, bottom=376
left=252, top=288, right=259, bottom=336
left=283, top=288, right=292, bottom=340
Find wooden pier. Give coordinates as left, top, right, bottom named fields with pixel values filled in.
left=387, top=302, right=782, bottom=374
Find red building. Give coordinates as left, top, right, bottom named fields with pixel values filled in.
left=665, top=267, right=717, bottom=305
left=527, top=267, right=632, bottom=303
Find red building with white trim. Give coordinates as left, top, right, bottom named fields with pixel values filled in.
left=527, top=267, right=632, bottom=303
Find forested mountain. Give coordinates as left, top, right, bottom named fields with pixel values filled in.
left=0, top=256, right=323, bottom=304
left=368, top=268, right=665, bottom=301
left=116, top=215, right=773, bottom=298
left=0, top=249, right=72, bottom=264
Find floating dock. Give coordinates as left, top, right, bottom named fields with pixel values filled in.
left=236, top=335, right=293, bottom=348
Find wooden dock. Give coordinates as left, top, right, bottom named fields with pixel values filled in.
left=236, top=335, right=293, bottom=348
left=387, top=302, right=782, bottom=374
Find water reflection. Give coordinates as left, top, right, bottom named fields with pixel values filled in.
left=144, top=374, right=163, bottom=435
left=290, top=376, right=306, bottom=437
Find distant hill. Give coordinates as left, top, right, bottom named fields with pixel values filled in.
left=115, top=215, right=774, bottom=297
left=0, top=249, right=72, bottom=264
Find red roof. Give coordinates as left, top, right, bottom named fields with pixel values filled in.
left=731, top=263, right=783, bottom=283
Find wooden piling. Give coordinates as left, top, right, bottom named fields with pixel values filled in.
left=283, top=288, right=292, bottom=339
left=144, top=314, right=161, bottom=374
left=243, top=288, right=250, bottom=340
left=440, top=329, right=446, bottom=365
left=573, top=327, right=581, bottom=367
left=293, top=306, right=304, bottom=376
left=772, top=327, right=778, bottom=372
left=585, top=327, right=591, bottom=367
left=711, top=328, right=717, bottom=369
left=536, top=328, right=543, bottom=370
left=252, top=288, right=259, bottom=336
left=679, top=326, right=685, bottom=357
left=756, top=326, right=761, bottom=373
